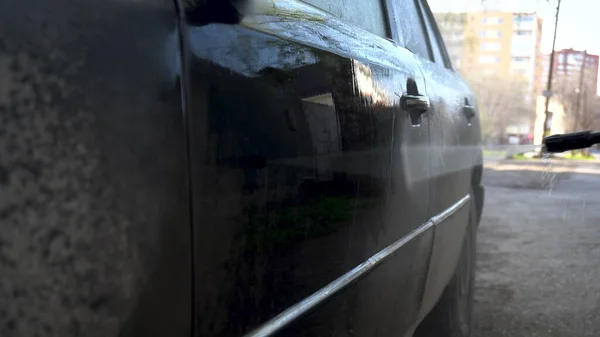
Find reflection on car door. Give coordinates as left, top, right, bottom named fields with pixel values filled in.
left=180, top=0, right=433, bottom=335
left=413, top=0, right=479, bottom=319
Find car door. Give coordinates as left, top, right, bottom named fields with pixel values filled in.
left=177, top=0, right=433, bottom=335
left=1, top=0, right=192, bottom=336
left=412, top=0, right=481, bottom=319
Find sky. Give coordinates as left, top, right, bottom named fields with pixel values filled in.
left=543, top=0, right=600, bottom=55
left=428, top=0, right=600, bottom=55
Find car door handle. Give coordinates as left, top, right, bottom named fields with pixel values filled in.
left=401, top=94, right=430, bottom=113
left=462, top=104, right=476, bottom=121
left=401, top=94, right=430, bottom=126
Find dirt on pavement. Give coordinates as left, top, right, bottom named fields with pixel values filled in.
left=473, top=159, right=600, bottom=337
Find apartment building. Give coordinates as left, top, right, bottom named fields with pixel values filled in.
left=434, top=12, right=467, bottom=69
left=539, top=49, right=599, bottom=97
left=435, top=11, right=543, bottom=103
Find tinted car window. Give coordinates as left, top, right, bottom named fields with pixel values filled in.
left=303, top=0, right=389, bottom=38
left=386, top=0, right=430, bottom=60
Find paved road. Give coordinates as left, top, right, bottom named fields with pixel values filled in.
left=473, top=160, right=600, bottom=337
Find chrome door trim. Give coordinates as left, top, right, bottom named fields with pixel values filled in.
left=431, top=194, right=471, bottom=226
left=244, top=194, right=471, bottom=337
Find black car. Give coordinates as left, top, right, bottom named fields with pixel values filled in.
left=0, top=0, right=484, bottom=336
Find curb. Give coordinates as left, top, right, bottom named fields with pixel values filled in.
left=484, top=158, right=600, bottom=169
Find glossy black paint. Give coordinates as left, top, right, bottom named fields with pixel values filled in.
left=1, top=0, right=483, bottom=336
left=182, top=1, right=444, bottom=336
left=0, top=0, right=190, bottom=336
left=415, top=1, right=483, bottom=317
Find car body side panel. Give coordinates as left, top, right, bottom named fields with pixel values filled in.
left=416, top=58, right=482, bottom=319
left=181, top=1, right=435, bottom=335
left=0, top=0, right=191, bottom=336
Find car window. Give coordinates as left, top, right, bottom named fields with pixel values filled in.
left=419, top=0, right=452, bottom=68
left=303, top=0, right=389, bottom=38
left=385, top=0, right=431, bottom=60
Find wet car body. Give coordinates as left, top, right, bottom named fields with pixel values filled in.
left=0, top=0, right=483, bottom=336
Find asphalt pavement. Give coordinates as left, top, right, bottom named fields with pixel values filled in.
left=473, top=159, right=600, bottom=337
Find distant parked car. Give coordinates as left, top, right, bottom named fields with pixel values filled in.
left=1, top=0, right=483, bottom=336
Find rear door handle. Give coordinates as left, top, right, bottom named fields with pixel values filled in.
left=401, top=94, right=430, bottom=126
left=462, top=104, right=476, bottom=123
left=462, top=98, right=476, bottom=123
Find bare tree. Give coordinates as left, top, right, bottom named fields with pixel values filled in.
left=553, top=55, right=595, bottom=134
left=463, top=73, right=530, bottom=143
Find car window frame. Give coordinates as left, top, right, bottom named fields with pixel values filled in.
left=380, top=0, right=394, bottom=39
left=383, top=0, right=404, bottom=45
left=417, top=0, right=454, bottom=70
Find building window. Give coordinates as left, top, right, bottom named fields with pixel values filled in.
left=568, top=54, right=578, bottom=65
left=512, top=56, right=530, bottom=62
left=512, top=68, right=527, bottom=75
left=479, top=55, right=500, bottom=64
left=514, top=14, right=534, bottom=23
left=515, top=30, right=532, bottom=36
left=483, top=17, right=503, bottom=24
left=481, top=42, right=501, bottom=51
left=481, top=30, right=501, bottom=37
